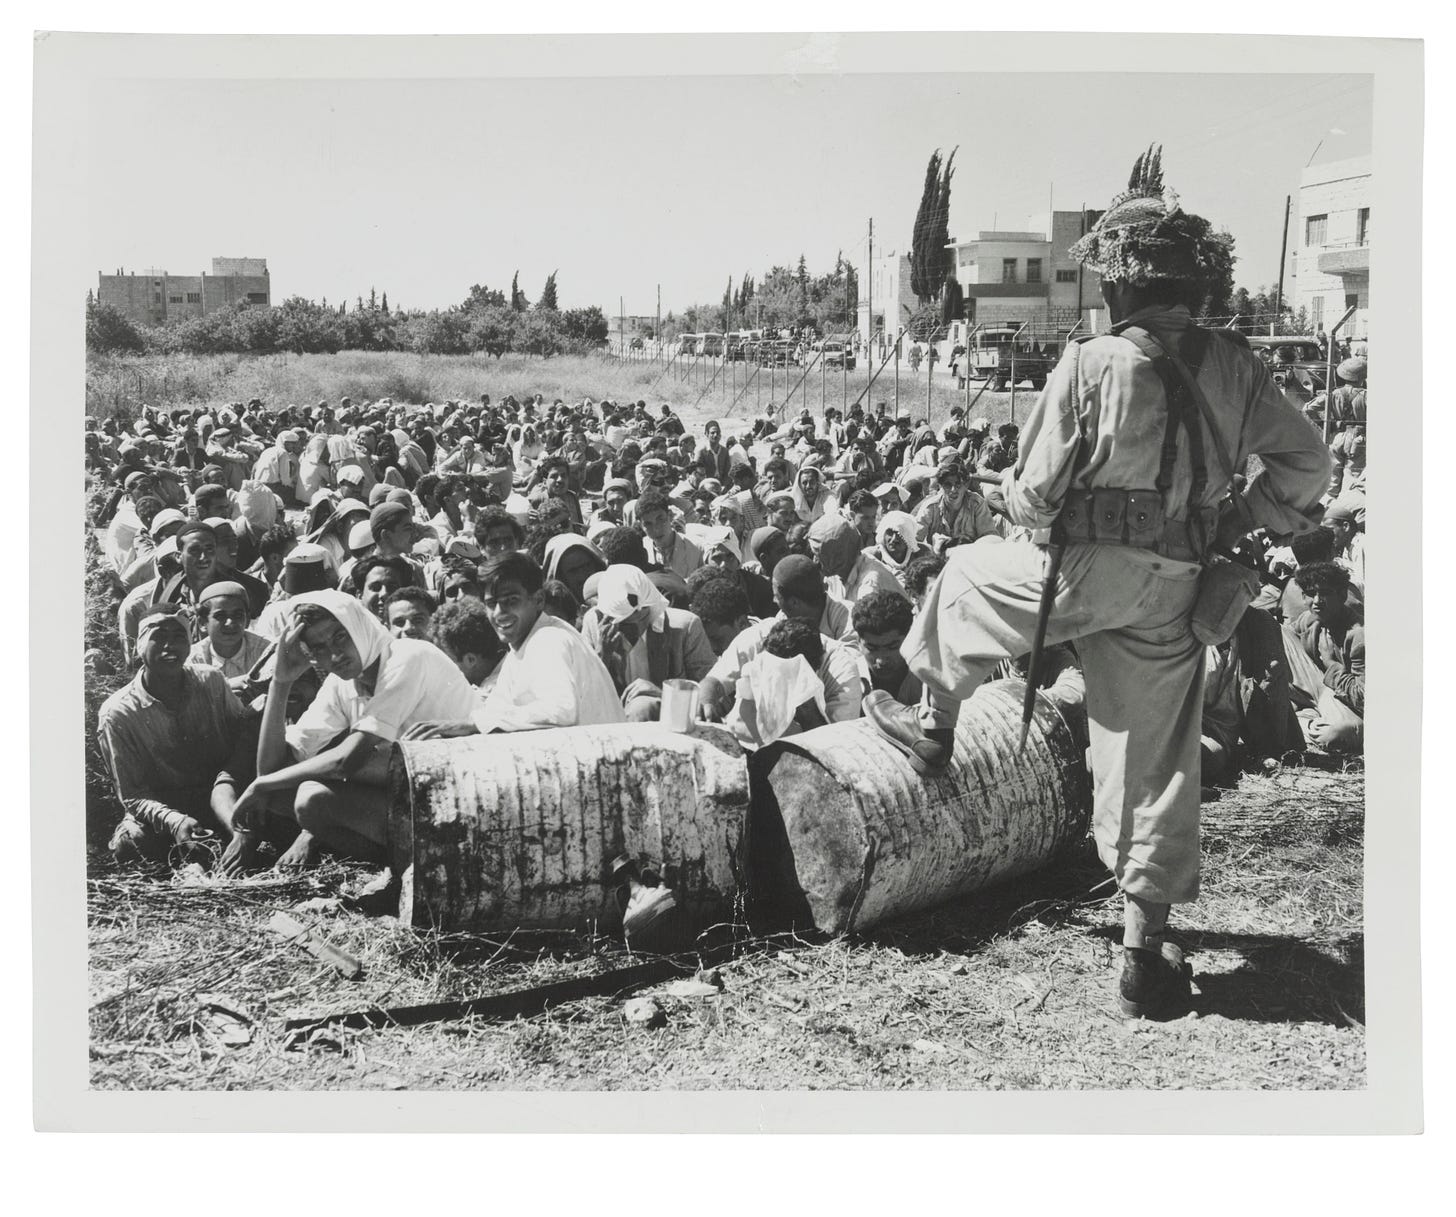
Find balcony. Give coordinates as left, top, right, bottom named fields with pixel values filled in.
left=961, top=281, right=1050, bottom=299
left=1317, top=241, right=1369, bottom=276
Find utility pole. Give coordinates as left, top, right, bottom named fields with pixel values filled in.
left=867, top=217, right=873, bottom=364
left=1274, top=194, right=1291, bottom=334
left=656, top=283, right=661, bottom=363
left=620, top=295, right=625, bottom=359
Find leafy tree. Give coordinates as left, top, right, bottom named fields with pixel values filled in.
left=537, top=271, right=559, bottom=311
left=85, top=298, right=146, bottom=354
left=463, top=283, right=507, bottom=310
left=516, top=311, right=562, bottom=357
left=274, top=296, right=342, bottom=354
left=405, top=308, right=472, bottom=355
left=560, top=306, right=609, bottom=347
left=468, top=305, right=518, bottom=358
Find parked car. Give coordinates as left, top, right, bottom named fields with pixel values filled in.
left=817, top=339, right=856, bottom=370
left=1245, top=335, right=1328, bottom=402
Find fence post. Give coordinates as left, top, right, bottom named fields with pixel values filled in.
left=925, top=330, right=934, bottom=426
left=893, top=339, right=899, bottom=418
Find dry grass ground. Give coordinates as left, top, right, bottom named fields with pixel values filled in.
left=87, top=771, right=1363, bottom=1092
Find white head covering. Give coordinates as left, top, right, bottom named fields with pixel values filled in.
left=876, top=510, right=920, bottom=571
left=595, top=564, right=668, bottom=630
left=699, top=524, right=741, bottom=564
left=734, top=652, right=826, bottom=746
left=290, top=588, right=391, bottom=673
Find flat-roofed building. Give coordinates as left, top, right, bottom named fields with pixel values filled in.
left=97, top=257, right=271, bottom=326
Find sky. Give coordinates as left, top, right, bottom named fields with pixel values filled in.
left=83, top=70, right=1372, bottom=318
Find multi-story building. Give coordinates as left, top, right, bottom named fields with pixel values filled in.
left=97, top=257, right=271, bottom=327
left=858, top=211, right=1105, bottom=358
left=606, top=314, right=658, bottom=348
left=945, top=210, right=1104, bottom=331
left=1290, top=155, right=1370, bottom=339
left=857, top=251, right=915, bottom=357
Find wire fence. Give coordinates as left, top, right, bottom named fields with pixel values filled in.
left=598, top=304, right=1345, bottom=435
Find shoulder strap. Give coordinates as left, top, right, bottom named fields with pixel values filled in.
left=1114, top=324, right=1208, bottom=509
left=1159, top=337, right=1257, bottom=533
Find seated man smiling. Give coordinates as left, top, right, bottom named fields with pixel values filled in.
left=404, top=551, right=625, bottom=739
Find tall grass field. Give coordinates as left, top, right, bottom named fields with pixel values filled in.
left=86, top=349, right=1027, bottom=436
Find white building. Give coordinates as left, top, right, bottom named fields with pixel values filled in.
left=946, top=211, right=1103, bottom=332
left=857, top=250, right=915, bottom=359
left=1291, top=155, right=1370, bottom=340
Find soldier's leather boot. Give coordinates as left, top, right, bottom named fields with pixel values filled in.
left=1118, top=941, right=1194, bottom=1020
left=864, top=689, right=954, bottom=776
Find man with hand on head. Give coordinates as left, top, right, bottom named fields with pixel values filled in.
left=225, top=590, right=478, bottom=870
left=578, top=564, right=718, bottom=721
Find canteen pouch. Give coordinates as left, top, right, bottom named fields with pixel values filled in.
left=1190, top=558, right=1261, bottom=646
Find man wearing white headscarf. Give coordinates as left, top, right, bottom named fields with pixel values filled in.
left=226, top=589, right=478, bottom=870
left=578, top=565, right=717, bottom=721
left=252, top=430, right=302, bottom=505
left=870, top=510, right=935, bottom=591
left=297, top=433, right=333, bottom=502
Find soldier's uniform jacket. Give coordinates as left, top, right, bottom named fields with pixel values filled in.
left=1000, top=304, right=1330, bottom=554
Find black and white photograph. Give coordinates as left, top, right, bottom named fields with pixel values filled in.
left=29, top=24, right=1427, bottom=1135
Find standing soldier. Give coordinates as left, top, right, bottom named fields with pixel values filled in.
left=865, top=146, right=1332, bottom=1019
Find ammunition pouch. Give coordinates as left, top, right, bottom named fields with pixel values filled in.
left=1058, top=488, right=1165, bottom=548
left=1057, top=489, right=1216, bottom=563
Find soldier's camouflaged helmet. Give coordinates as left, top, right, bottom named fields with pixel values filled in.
left=1070, top=145, right=1235, bottom=288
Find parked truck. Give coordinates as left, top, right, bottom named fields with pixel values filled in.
left=941, top=320, right=1063, bottom=391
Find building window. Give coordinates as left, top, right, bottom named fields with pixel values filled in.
left=153, top=292, right=161, bottom=304
left=1305, top=214, right=1328, bottom=246
left=186, top=292, right=201, bottom=304
left=1311, top=297, right=1324, bottom=329
left=1055, top=269, right=1077, bottom=283
left=1026, top=258, right=1043, bottom=284
left=246, top=292, right=268, bottom=304
left=1357, top=208, right=1370, bottom=245
left=1002, top=258, right=1017, bottom=283
left=168, top=294, right=183, bottom=304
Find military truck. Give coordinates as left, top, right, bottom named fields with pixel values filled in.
left=943, top=321, right=1062, bottom=391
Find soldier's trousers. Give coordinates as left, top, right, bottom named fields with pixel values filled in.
left=903, top=537, right=1205, bottom=904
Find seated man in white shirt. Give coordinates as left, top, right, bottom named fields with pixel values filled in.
left=404, top=552, right=625, bottom=739
left=225, top=590, right=479, bottom=870
left=696, top=556, right=867, bottom=724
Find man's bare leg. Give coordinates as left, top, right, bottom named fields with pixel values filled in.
left=211, top=779, right=259, bottom=876
left=285, top=779, right=390, bottom=868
